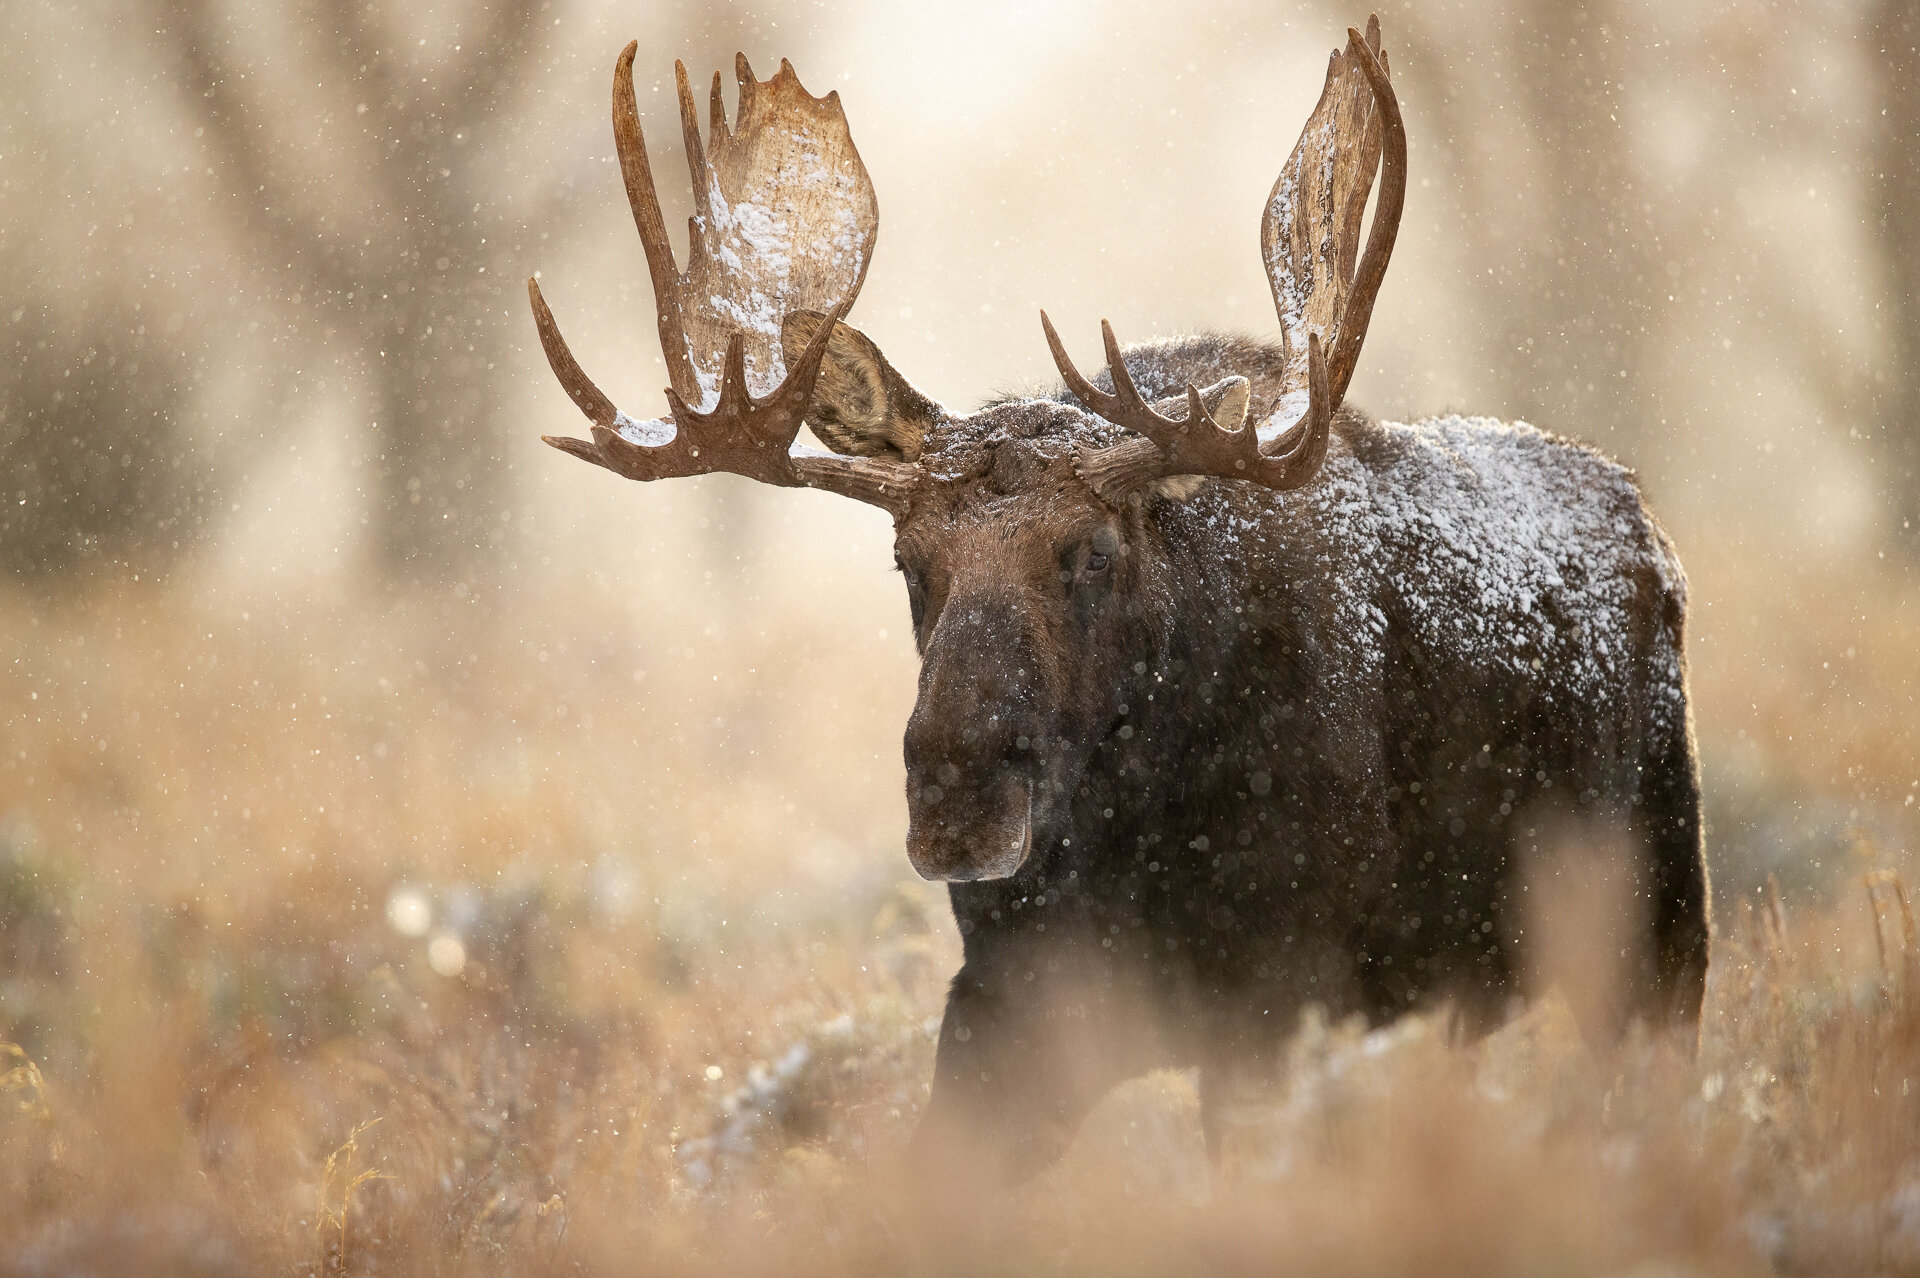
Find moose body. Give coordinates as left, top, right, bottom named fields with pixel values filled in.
left=533, top=18, right=1710, bottom=1184
left=900, top=335, right=1708, bottom=1175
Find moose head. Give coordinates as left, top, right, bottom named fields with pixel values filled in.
left=531, top=20, right=1404, bottom=884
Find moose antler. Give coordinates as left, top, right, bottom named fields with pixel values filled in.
left=1061, top=17, right=1402, bottom=502
left=1042, top=314, right=1331, bottom=495
left=1267, top=14, right=1401, bottom=406
left=531, top=43, right=922, bottom=514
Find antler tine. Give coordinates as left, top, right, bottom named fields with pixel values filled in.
left=722, top=332, right=753, bottom=408
left=1040, top=309, right=1119, bottom=422
left=674, top=61, right=714, bottom=234
left=612, top=42, right=699, bottom=404
left=1277, top=331, right=1333, bottom=482
left=651, top=298, right=853, bottom=460
left=769, top=299, right=848, bottom=424
left=528, top=277, right=617, bottom=431
left=1326, top=23, right=1405, bottom=406
left=1098, top=321, right=1152, bottom=418
left=1041, top=312, right=1225, bottom=453
left=1100, top=321, right=1232, bottom=449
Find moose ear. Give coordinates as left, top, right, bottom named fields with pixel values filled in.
left=1139, top=375, right=1251, bottom=434
left=781, top=311, right=943, bottom=462
left=1193, top=376, right=1251, bottom=431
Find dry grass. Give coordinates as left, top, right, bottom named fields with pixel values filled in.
left=2, top=556, right=1918, bottom=1276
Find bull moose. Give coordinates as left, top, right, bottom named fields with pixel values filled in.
left=530, top=16, right=1711, bottom=1179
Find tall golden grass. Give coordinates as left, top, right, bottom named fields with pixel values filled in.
left=2, top=552, right=1917, bottom=1275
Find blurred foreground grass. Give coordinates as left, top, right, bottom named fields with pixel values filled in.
left=2, top=548, right=1918, bottom=1275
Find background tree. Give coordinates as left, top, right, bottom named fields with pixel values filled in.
left=0, top=6, right=224, bottom=584
left=0, top=295, right=217, bottom=584
left=1385, top=0, right=1665, bottom=459
left=1870, top=0, right=1920, bottom=554
left=160, top=0, right=550, bottom=582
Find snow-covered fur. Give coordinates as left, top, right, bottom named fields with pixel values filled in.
left=880, top=333, right=1709, bottom=1182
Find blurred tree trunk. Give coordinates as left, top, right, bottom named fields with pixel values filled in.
left=1871, top=0, right=1920, bottom=555
left=0, top=295, right=216, bottom=583
left=160, top=0, right=544, bottom=583
left=370, top=279, right=507, bottom=566
left=1498, top=0, right=1653, bottom=449
left=0, top=10, right=226, bottom=584
left=1388, top=0, right=1658, bottom=455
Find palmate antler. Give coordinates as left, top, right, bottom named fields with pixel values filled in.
left=1060, top=17, right=1403, bottom=502
left=530, top=44, right=921, bottom=514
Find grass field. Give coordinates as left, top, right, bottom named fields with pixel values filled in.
left=3, top=543, right=1918, bottom=1276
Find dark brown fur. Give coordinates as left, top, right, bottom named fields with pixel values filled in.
left=802, top=326, right=1710, bottom=1182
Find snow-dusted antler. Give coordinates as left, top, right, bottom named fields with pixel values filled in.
left=530, top=43, right=921, bottom=514
left=1043, top=314, right=1331, bottom=497
left=1063, top=16, right=1402, bottom=503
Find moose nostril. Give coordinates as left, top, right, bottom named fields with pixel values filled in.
left=937, top=762, right=960, bottom=786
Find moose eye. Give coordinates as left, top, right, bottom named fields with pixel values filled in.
left=1086, top=552, right=1110, bottom=574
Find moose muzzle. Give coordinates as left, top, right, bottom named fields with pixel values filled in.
left=903, top=595, right=1046, bottom=882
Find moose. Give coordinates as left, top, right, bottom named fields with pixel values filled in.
left=530, top=17, right=1711, bottom=1180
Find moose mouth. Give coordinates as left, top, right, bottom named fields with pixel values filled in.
left=905, top=779, right=1033, bottom=882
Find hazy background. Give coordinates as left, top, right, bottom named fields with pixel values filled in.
left=3, top=1, right=1919, bottom=1268
left=3, top=0, right=1917, bottom=969
left=7, top=0, right=1914, bottom=883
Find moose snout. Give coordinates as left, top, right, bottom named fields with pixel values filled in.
left=907, top=707, right=1034, bottom=784
left=903, top=593, right=1051, bottom=881
left=903, top=684, right=1042, bottom=882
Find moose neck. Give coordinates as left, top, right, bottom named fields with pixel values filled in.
left=1042, top=501, right=1324, bottom=888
